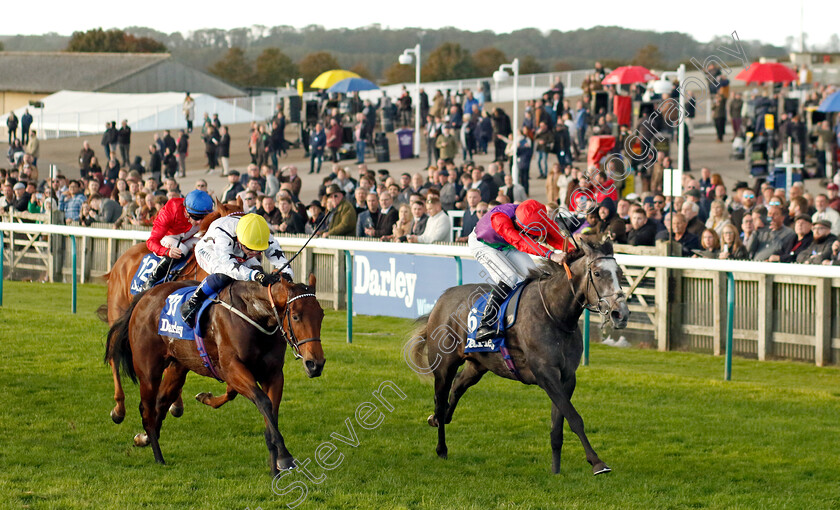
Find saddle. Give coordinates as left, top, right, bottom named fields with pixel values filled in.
left=158, top=286, right=223, bottom=381
left=464, top=280, right=528, bottom=353
left=157, top=286, right=218, bottom=341
left=130, top=254, right=190, bottom=295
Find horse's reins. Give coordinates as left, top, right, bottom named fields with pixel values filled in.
left=266, top=283, right=320, bottom=359
left=211, top=284, right=320, bottom=360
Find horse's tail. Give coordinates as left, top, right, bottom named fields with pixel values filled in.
left=104, top=292, right=145, bottom=384
left=404, top=314, right=433, bottom=379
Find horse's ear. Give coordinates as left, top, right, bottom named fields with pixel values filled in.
left=601, top=240, right=614, bottom=256
left=308, top=273, right=316, bottom=288
left=578, top=235, right=596, bottom=256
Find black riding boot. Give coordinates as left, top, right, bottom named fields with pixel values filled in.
left=139, top=257, right=176, bottom=292
left=475, top=282, right=512, bottom=343
left=180, top=286, right=209, bottom=327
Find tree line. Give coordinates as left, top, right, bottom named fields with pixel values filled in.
left=2, top=25, right=786, bottom=88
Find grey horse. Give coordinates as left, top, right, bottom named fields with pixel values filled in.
left=406, top=239, right=629, bottom=475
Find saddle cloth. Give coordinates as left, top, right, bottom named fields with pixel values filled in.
left=157, top=286, right=218, bottom=341
left=464, top=280, right=527, bottom=353
left=130, top=253, right=190, bottom=295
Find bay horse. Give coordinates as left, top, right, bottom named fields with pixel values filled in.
left=100, top=203, right=240, bottom=424
left=105, top=275, right=325, bottom=475
left=406, top=239, right=629, bottom=475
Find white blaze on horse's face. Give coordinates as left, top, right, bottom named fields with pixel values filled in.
left=590, top=257, right=629, bottom=328
left=602, top=259, right=622, bottom=294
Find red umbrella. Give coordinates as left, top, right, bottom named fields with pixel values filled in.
left=601, top=66, right=658, bottom=85
left=735, top=62, right=797, bottom=84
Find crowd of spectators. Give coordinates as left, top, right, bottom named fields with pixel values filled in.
left=558, top=166, right=840, bottom=266
left=2, top=67, right=840, bottom=267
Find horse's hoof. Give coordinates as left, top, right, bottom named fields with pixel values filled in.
left=169, top=404, right=184, bottom=418
left=427, top=414, right=439, bottom=427
left=593, top=463, right=612, bottom=475
left=277, top=457, right=297, bottom=471
left=195, top=392, right=212, bottom=403
left=133, top=433, right=150, bottom=447
left=436, top=450, right=448, bottom=460
left=110, top=408, right=124, bottom=424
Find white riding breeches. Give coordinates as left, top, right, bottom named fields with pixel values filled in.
left=468, top=232, right=537, bottom=288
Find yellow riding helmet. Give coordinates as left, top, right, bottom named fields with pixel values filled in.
left=235, top=214, right=270, bottom=251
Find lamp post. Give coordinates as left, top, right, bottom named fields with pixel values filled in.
left=399, top=44, right=421, bottom=158
left=494, top=58, right=520, bottom=184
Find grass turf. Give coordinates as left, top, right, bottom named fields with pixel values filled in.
left=1, top=281, right=839, bottom=509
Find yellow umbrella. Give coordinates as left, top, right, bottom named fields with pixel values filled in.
left=310, top=69, right=361, bottom=90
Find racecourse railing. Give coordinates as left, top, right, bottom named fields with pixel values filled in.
left=3, top=219, right=840, bottom=370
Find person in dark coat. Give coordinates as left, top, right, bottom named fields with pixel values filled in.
left=781, top=215, right=813, bottom=263
left=162, top=129, right=177, bottom=154
left=596, top=197, right=627, bottom=243
left=305, top=200, right=326, bottom=235
left=356, top=190, right=398, bottom=238
left=669, top=213, right=701, bottom=256
left=492, top=108, right=512, bottom=162
left=800, top=220, right=837, bottom=264
left=203, top=126, right=219, bottom=172
left=477, top=110, right=493, bottom=155
left=7, top=111, right=18, bottom=144
left=21, top=109, right=33, bottom=145
left=275, top=195, right=305, bottom=234
left=118, top=120, right=132, bottom=167
left=553, top=121, right=571, bottom=167
left=147, top=145, right=162, bottom=179
left=270, top=117, right=287, bottom=169
left=216, top=126, right=231, bottom=175
left=129, top=156, right=145, bottom=175
left=163, top=147, right=178, bottom=179
left=627, top=207, right=657, bottom=246
left=176, top=130, right=189, bottom=177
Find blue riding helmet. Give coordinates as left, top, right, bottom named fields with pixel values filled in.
left=184, top=189, right=214, bottom=215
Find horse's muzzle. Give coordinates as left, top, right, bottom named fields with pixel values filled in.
left=610, top=300, right=630, bottom=329
left=304, top=359, right=324, bottom=378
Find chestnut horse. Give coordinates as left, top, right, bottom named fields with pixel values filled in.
left=105, top=275, right=325, bottom=475
left=101, top=203, right=240, bottom=423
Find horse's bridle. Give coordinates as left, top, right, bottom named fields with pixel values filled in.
left=266, top=284, right=320, bottom=360
left=213, top=283, right=320, bottom=360
left=538, top=255, right=625, bottom=324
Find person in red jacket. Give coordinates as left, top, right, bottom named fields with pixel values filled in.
left=138, top=189, right=214, bottom=291
left=593, top=169, right=619, bottom=203
left=468, top=199, right=574, bottom=342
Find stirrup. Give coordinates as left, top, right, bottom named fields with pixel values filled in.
left=181, top=296, right=201, bottom=326
left=475, top=325, right=501, bottom=343
left=181, top=301, right=199, bottom=327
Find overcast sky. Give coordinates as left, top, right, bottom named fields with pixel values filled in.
left=1, top=0, right=836, bottom=49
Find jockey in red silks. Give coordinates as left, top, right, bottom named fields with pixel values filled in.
left=468, top=199, right=575, bottom=342
left=139, top=189, right=215, bottom=291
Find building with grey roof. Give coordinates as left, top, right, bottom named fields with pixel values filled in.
left=0, top=52, right=244, bottom=112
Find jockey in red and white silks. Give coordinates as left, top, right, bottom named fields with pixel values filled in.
left=468, top=199, right=574, bottom=342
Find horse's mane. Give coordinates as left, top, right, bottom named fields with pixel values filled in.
left=199, top=202, right=243, bottom=233
left=527, top=238, right=614, bottom=280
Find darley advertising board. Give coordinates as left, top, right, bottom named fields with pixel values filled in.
left=352, top=251, right=487, bottom=318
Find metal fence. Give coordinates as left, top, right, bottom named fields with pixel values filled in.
left=3, top=215, right=840, bottom=367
